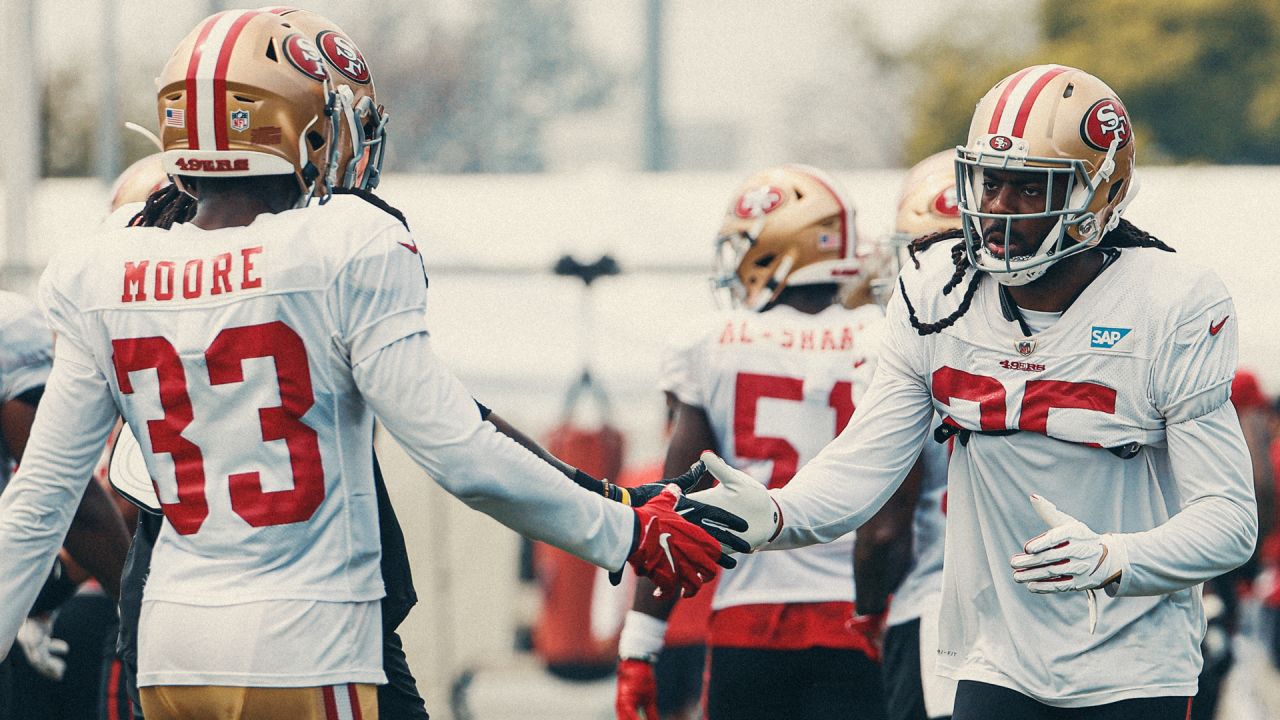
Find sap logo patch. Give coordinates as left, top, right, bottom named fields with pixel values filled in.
left=1090, top=326, right=1132, bottom=351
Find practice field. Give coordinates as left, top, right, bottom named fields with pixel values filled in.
left=6, top=166, right=1280, bottom=718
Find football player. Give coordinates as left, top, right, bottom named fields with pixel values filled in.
left=693, top=65, right=1257, bottom=719
left=852, top=150, right=959, bottom=720
left=0, top=11, right=737, bottom=720
left=616, top=165, right=892, bottom=720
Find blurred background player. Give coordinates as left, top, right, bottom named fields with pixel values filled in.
left=615, top=165, right=892, bottom=720
left=694, top=64, right=1257, bottom=719
left=0, top=10, right=730, bottom=720
left=853, top=150, right=959, bottom=720
left=0, top=290, right=130, bottom=720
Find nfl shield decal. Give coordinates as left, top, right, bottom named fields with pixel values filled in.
left=230, top=109, right=250, bottom=133
left=1015, top=339, right=1036, bottom=356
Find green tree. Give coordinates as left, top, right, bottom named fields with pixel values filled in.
left=900, top=0, right=1280, bottom=164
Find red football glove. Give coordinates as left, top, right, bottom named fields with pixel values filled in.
left=615, top=658, right=659, bottom=720
left=626, top=485, right=725, bottom=598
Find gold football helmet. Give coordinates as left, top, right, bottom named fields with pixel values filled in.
left=156, top=10, right=343, bottom=202
left=108, top=153, right=168, bottom=212
left=894, top=150, right=961, bottom=244
left=712, top=165, right=861, bottom=311
left=956, top=65, right=1137, bottom=285
left=262, top=7, right=387, bottom=190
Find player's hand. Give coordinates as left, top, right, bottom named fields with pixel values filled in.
left=845, top=611, right=887, bottom=663
left=627, top=486, right=728, bottom=598
left=16, top=614, right=68, bottom=681
left=628, top=460, right=707, bottom=507
left=615, top=658, right=659, bottom=720
left=1009, top=494, right=1127, bottom=593
left=688, top=451, right=782, bottom=552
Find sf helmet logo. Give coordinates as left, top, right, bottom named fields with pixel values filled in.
left=734, top=185, right=785, bottom=219
left=284, top=34, right=327, bottom=81
left=1081, top=99, right=1131, bottom=151
left=989, top=135, right=1014, bottom=151
left=317, top=30, right=370, bottom=84
left=933, top=187, right=959, bottom=218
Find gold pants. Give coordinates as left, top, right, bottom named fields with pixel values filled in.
left=140, top=683, right=378, bottom=719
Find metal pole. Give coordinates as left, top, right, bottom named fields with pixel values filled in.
left=2, top=0, right=38, bottom=289
left=97, top=0, right=122, bottom=185
left=642, top=0, right=667, bottom=171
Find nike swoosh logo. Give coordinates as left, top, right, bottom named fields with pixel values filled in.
left=1090, top=544, right=1109, bottom=576
left=398, top=241, right=419, bottom=254
left=1209, top=316, right=1229, bottom=336
left=657, top=532, right=676, bottom=572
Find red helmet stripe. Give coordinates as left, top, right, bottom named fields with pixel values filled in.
left=987, top=67, right=1034, bottom=135
left=182, top=15, right=220, bottom=150
left=1011, top=66, right=1069, bottom=137
left=211, top=11, right=262, bottom=150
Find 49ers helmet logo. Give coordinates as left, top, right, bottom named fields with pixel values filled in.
left=316, top=30, right=370, bottom=84
left=989, top=135, right=1013, bottom=151
left=734, top=185, right=785, bottom=218
left=283, top=34, right=327, bottom=81
left=1081, top=99, right=1131, bottom=151
left=933, top=187, right=959, bottom=218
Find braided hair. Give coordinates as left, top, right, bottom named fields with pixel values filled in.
left=899, top=218, right=1176, bottom=336
left=127, top=183, right=410, bottom=231
left=129, top=184, right=196, bottom=229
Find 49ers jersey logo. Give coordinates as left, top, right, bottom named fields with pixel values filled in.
left=1081, top=99, right=1131, bottom=151
left=283, top=34, right=327, bottom=81
left=734, top=185, right=785, bottom=218
left=316, top=30, right=370, bottom=84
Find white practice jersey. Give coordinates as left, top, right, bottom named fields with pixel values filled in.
left=663, top=303, right=882, bottom=609
left=770, top=245, right=1256, bottom=706
left=0, top=292, right=53, bottom=490
left=885, top=426, right=948, bottom=628
left=0, top=195, right=634, bottom=684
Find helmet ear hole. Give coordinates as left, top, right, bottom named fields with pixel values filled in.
left=265, top=39, right=278, bottom=61
left=1107, top=179, right=1125, bottom=203
left=754, top=253, right=777, bottom=268
left=307, top=131, right=326, bottom=151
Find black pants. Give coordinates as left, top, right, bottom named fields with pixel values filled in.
left=654, top=644, right=706, bottom=716
left=883, top=619, right=938, bottom=720
left=952, top=680, right=1191, bottom=720
left=706, top=646, right=886, bottom=720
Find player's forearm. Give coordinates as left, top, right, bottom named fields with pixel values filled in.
left=771, top=373, right=933, bottom=551
left=355, top=334, right=634, bottom=570
left=1112, top=406, right=1257, bottom=597
left=63, top=479, right=131, bottom=599
left=0, top=355, right=117, bottom=655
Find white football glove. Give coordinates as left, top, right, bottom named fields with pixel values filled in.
left=1010, top=494, right=1129, bottom=634
left=687, top=451, right=781, bottom=552
left=16, top=614, right=68, bottom=681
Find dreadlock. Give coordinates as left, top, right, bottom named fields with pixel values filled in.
left=899, top=218, right=1176, bottom=336
left=129, top=184, right=196, bottom=229
left=125, top=184, right=412, bottom=232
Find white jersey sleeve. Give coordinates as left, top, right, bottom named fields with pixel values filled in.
left=353, top=334, right=634, bottom=570
left=768, top=287, right=936, bottom=550
left=336, top=236, right=634, bottom=571
left=1110, top=292, right=1256, bottom=597
left=0, top=291, right=54, bottom=403
left=657, top=316, right=710, bottom=407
